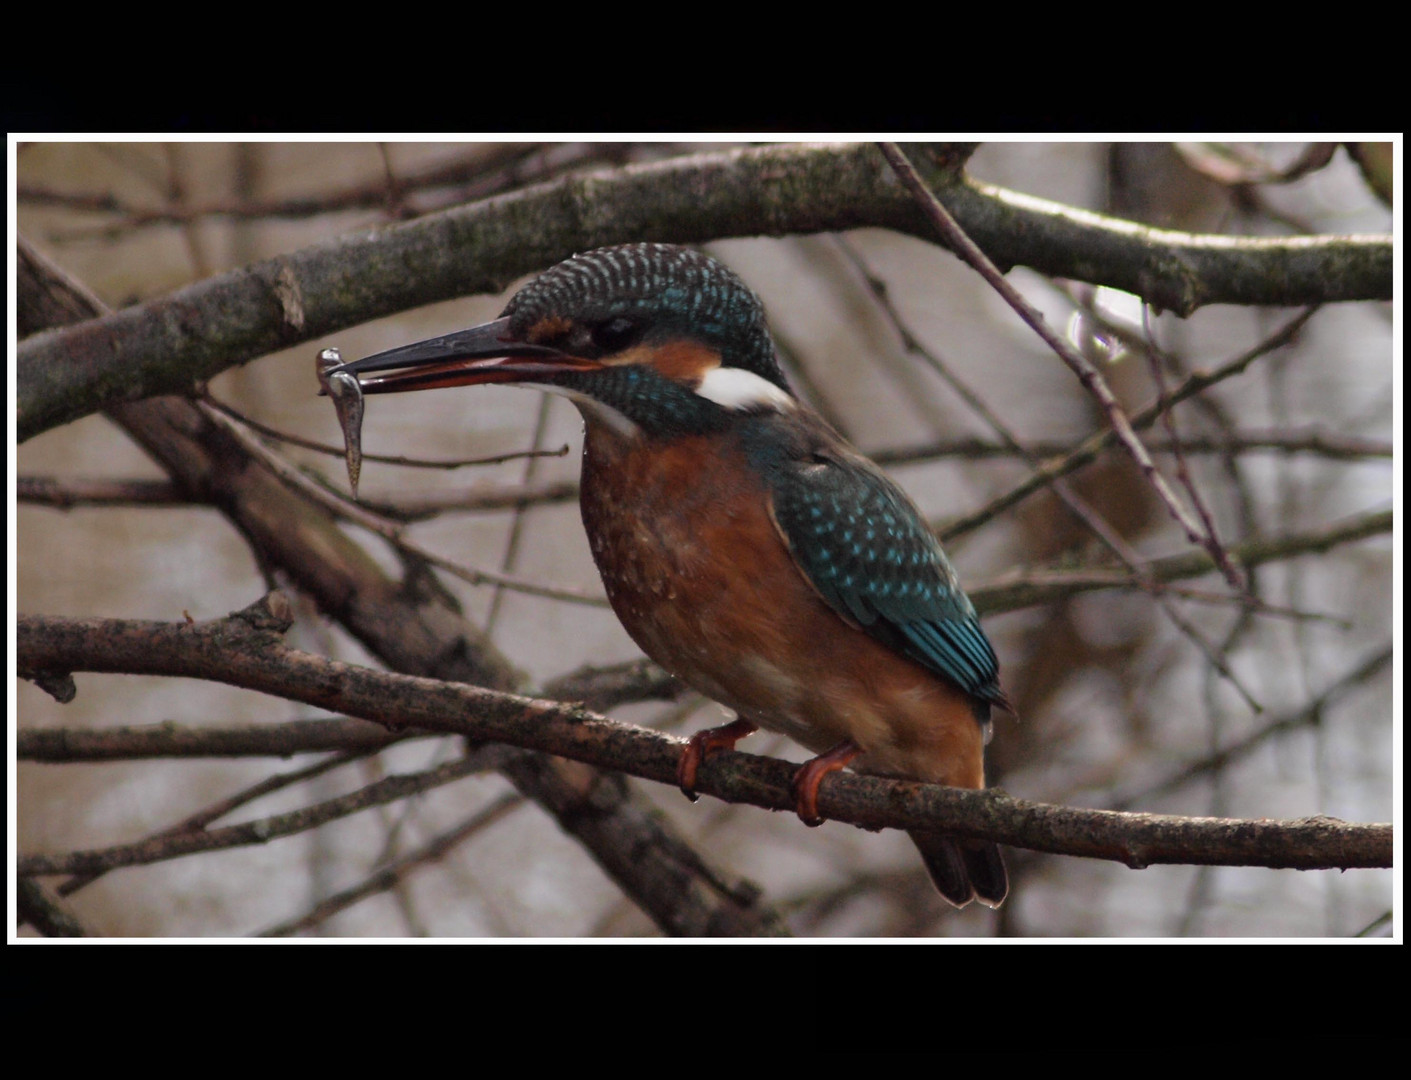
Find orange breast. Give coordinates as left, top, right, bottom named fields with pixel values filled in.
left=579, top=423, right=985, bottom=790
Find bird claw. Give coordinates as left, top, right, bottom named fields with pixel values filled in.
left=790, top=767, right=826, bottom=827
left=677, top=717, right=758, bottom=800
left=790, top=740, right=861, bottom=828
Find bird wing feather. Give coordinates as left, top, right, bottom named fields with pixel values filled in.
left=766, top=445, right=1005, bottom=711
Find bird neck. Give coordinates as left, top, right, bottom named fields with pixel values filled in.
left=549, top=366, right=736, bottom=440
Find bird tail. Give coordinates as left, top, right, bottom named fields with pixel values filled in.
left=908, top=831, right=1008, bottom=909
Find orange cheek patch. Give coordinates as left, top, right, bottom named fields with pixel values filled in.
left=526, top=315, right=574, bottom=344
left=641, top=338, right=722, bottom=383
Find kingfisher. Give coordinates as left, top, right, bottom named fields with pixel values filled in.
left=330, top=243, right=1012, bottom=908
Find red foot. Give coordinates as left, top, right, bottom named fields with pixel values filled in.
left=678, top=718, right=758, bottom=800
left=791, top=740, right=861, bottom=826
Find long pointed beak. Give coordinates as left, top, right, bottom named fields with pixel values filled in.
left=328, top=317, right=600, bottom=394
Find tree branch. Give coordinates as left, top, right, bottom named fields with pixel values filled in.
left=18, top=717, right=414, bottom=761
left=1108, top=647, right=1393, bottom=810
left=18, top=599, right=1391, bottom=872
left=17, top=879, right=92, bottom=937
left=19, top=752, right=493, bottom=877
left=882, top=142, right=1247, bottom=594
left=972, top=507, right=1391, bottom=614
left=18, top=142, right=1390, bottom=442
left=941, top=306, right=1322, bottom=540
left=23, top=423, right=1386, bottom=518
left=257, top=793, right=527, bottom=937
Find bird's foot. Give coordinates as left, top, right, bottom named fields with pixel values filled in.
left=791, top=740, right=861, bottom=827
left=677, top=718, right=758, bottom=801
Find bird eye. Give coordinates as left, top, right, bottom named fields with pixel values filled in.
left=591, top=317, right=642, bottom=352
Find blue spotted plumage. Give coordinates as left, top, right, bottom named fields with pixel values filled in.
left=765, top=435, right=1006, bottom=718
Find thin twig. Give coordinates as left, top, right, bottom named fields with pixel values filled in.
left=22, top=421, right=1380, bottom=517
left=203, top=394, right=569, bottom=470
left=195, top=398, right=608, bottom=607
left=1150, top=586, right=1350, bottom=627
left=19, top=144, right=632, bottom=230
left=487, top=394, right=555, bottom=630
left=836, top=235, right=1262, bottom=708
left=259, top=791, right=526, bottom=936
left=1108, top=647, right=1392, bottom=810
left=25, top=755, right=489, bottom=878
left=879, top=142, right=1249, bottom=593
left=878, top=429, right=1394, bottom=463
left=54, top=748, right=379, bottom=897
left=1142, top=308, right=1235, bottom=584
left=971, top=508, right=1391, bottom=614
left=940, top=307, right=1321, bottom=541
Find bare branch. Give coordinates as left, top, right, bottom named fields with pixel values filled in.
left=21, top=754, right=491, bottom=877
left=194, top=397, right=609, bottom=607
left=53, top=741, right=389, bottom=899
left=19, top=717, right=413, bottom=761
left=836, top=231, right=1259, bottom=708
left=972, top=508, right=1391, bottom=614
left=19, top=427, right=1384, bottom=519
left=942, top=307, right=1321, bottom=541
left=17, top=601, right=1391, bottom=872
left=203, top=393, right=569, bottom=470
left=18, top=476, right=185, bottom=508
left=881, top=142, right=1247, bottom=594
left=258, top=793, right=527, bottom=937
left=19, top=143, right=1389, bottom=441
left=17, top=879, right=92, bottom=937
left=18, top=144, right=629, bottom=228
left=1109, top=647, right=1393, bottom=810
left=18, top=665, right=685, bottom=764
left=876, top=430, right=1394, bottom=464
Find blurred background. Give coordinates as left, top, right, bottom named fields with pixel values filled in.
left=14, top=141, right=1395, bottom=937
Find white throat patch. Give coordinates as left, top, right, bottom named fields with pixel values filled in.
left=694, top=366, right=795, bottom=412
left=526, top=382, right=642, bottom=439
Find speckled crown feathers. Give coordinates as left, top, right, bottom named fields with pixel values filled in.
left=503, top=244, right=787, bottom=388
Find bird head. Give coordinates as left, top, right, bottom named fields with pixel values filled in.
left=332, top=244, right=796, bottom=438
